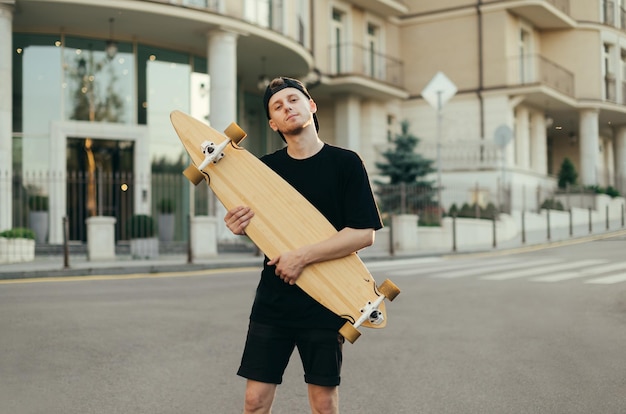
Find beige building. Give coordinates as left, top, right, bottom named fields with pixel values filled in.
left=397, top=0, right=626, bottom=210
left=2, top=0, right=625, bottom=243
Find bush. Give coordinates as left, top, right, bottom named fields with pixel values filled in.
left=0, top=228, right=36, bottom=240
left=557, top=158, right=578, bottom=189
left=28, top=194, right=49, bottom=211
left=157, top=198, right=176, bottom=214
left=447, top=202, right=498, bottom=220
left=540, top=198, right=565, bottom=211
left=605, top=186, right=620, bottom=198
left=126, top=214, right=156, bottom=239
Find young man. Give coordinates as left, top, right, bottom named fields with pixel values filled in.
left=224, top=77, right=382, bottom=414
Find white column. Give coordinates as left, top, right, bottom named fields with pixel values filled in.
left=603, top=137, right=614, bottom=187
left=614, top=126, right=626, bottom=195
left=0, top=4, right=13, bottom=232
left=334, top=95, right=361, bottom=152
left=579, top=109, right=600, bottom=186
left=530, top=111, right=547, bottom=175
left=514, top=106, right=530, bottom=169
left=207, top=30, right=238, bottom=131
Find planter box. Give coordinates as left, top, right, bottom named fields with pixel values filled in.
left=158, top=214, right=175, bottom=242
left=0, top=237, right=36, bottom=264
left=29, top=211, right=48, bottom=244
left=130, top=238, right=159, bottom=259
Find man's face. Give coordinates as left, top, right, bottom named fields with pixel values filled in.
left=267, top=87, right=316, bottom=136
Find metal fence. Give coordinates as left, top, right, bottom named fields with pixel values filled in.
left=2, top=170, right=214, bottom=248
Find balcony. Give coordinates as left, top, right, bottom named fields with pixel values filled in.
left=342, top=0, right=408, bottom=17
left=507, top=54, right=575, bottom=96
left=505, top=0, right=575, bottom=29
left=323, top=43, right=406, bottom=99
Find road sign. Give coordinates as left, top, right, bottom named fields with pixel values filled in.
left=421, top=71, right=457, bottom=110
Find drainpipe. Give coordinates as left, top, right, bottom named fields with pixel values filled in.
left=477, top=1, right=485, bottom=158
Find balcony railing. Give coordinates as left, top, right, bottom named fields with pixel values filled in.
left=328, top=43, right=404, bottom=88
left=546, top=0, right=570, bottom=15
left=509, top=54, right=575, bottom=97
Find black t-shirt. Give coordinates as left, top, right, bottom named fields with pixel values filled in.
left=249, top=144, right=383, bottom=330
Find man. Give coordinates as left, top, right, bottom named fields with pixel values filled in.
left=224, top=77, right=382, bottom=414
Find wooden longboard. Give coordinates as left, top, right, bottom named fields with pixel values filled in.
left=170, top=110, right=399, bottom=343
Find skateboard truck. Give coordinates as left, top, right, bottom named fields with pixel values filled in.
left=197, top=140, right=230, bottom=170
left=357, top=295, right=386, bottom=327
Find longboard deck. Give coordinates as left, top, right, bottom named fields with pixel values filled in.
left=171, top=110, right=389, bottom=332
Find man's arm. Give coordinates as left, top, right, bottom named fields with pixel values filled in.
left=268, top=227, right=374, bottom=285
left=225, top=205, right=375, bottom=285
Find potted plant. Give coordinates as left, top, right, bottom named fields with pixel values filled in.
left=127, top=214, right=158, bottom=259
left=28, top=194, right=49, bottom=244
left=157, top=198, right=176, bottom=242
left=0, top=228, right=36, bottom=263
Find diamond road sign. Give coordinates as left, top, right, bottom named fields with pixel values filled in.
left=421, top=71, right=457, bottom=110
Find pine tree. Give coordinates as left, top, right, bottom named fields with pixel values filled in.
left=375, top=121, right=436, bottom=216
left=557, top=157, right=578, bottom=189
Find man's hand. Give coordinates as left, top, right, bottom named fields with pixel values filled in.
left=224, top=206, right=254, bottom=236
left=267, top=249, right=306, bottom=285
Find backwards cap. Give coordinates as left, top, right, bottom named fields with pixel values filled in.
left=262, top=77, right=319, bottom=139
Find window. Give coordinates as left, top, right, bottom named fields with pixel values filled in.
left=366, top=23, right=379, bottom=79
left=519, top=29, right=533, bottom=84
left=331, top=8, right=347, bottom=74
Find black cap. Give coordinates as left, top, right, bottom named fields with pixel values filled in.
left=263, top=77, right=319, bottom=140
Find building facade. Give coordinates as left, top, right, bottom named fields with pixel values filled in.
left=1, top=0, right=625, bottom=245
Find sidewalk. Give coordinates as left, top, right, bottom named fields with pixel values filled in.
left=2, top=226, right=626, bottom=281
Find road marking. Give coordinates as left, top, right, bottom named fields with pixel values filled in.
left=387, top=258, right=518, bottom=277
left=480, top=259, right=607, bottom=281
left=585, top=273, right=626, bottom=284
left=433, top=259, right=559, bottom=279
left=531, top=262, right=626, bottom=282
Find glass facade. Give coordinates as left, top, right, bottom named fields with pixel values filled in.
left=11, top=33, right=210, bottom=241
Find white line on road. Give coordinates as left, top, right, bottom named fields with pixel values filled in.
left=585, top=273, right=626, bottom=284
left=480, top=259, right=607, bottom=281
left=432, top=259, right=559, bottom=279
left=531, top=262, right=626, bottom=282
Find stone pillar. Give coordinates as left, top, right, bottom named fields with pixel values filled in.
left=191, top=216, right=218, bottom=259
left=579, top=109, right=600, bottom=186
left=514, top=106, right=530, bottom=169
left=207, top=29, right=238, bottom=131
left=614, top=126, right=626, bottom=195
left=530, top=111, right=547, bottom=175
left=391, top=214, right=418, bottom=255
left=603, top=137, right=614, bottom=188
left=86, top=216, right=116, bottom=261
left=334, top=95, right=361, bottom=152
left=0, top=4, right=13, bottom=231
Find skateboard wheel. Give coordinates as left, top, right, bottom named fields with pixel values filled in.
left=183, top=164, right=205, bottom=186
left=224, top=122, right=247, bottom=145
left=378, top=279, right=400, bottom=302
left=339, top=321, right=361, bottom=344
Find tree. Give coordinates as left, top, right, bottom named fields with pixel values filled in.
left=557, top=157, right=578, bottom=189
left=375, top=120, right=436, bottom=218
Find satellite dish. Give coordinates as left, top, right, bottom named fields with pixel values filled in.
left=494, top=125, right=513, bottom=148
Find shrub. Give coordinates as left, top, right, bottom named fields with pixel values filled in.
left=557, top=158, right=578, bottom=189
left=0, top=228, right=36, bottom=240
left=157, top=198, right=176, bottom=214
left=540, top=198, right=565, bottom=211
left=28, top=194, right=49, bottom=211
left=126, top=214, right=156, bottom=239
left=605, top=186, right=621, bottom=198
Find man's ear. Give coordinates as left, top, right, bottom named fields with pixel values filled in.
left=268, top=119, right=278, bottom=131
left=309, top=99, right=317, bottom=114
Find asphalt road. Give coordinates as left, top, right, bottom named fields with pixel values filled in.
left=1, top=236, right=625, bottom=413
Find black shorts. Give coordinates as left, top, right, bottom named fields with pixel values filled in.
left=237, top=321, right=344, bottom=387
